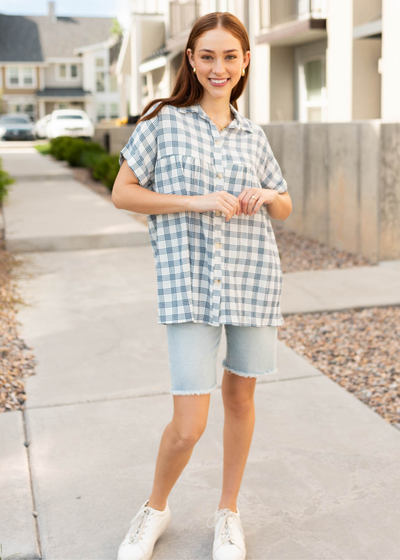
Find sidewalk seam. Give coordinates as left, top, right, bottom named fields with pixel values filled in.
left=24, top=373, right=323, bottom=411
left=22, top=409, right=42, bottom=560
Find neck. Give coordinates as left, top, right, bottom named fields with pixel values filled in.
left=199, top=93, right=232, bottom=123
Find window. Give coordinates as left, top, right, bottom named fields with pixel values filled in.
left=9, top=67, right=19, bottom=86
left=109, top=74, right=118, bottom=92
left=299, top=55, right=327, bottom=122
left=23, top=67, right=34, bottom=86
left=110, top=103, right=119, bottom=118
left=97, top=103, right=106, bottom=122
left=7, top=66, right=36, bottom=88
left=57, top=64, right=80, bottom=80
left=96, top=72, right=105, bottom=92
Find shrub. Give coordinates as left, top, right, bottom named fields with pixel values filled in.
left=0, top=159, right=15, bottom=204
left=48, top=137, right=119, bottom=190
left=49, top=137, right=104, bottom=166
left=49, top=136, right=74, bottom=160
left=63, top=139, right=104, bottom=167
left=92, top=154, right=120, bottom=189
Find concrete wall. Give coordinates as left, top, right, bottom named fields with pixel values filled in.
left=94, top=125, right=136, bottom=155
left=262, top=121, right=399, bottom=263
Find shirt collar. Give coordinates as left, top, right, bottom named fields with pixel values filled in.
left=177, top=102, right=253, bottom=133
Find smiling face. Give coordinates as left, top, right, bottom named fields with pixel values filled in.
left=187, top=27, right=250, bottom=103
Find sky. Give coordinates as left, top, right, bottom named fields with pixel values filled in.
left=0, top=0, right=130, bottom=27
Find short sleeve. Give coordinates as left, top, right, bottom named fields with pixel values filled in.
left=257, top=130, right=288, bottom=194
left=119, top=103, right=161, bottom=190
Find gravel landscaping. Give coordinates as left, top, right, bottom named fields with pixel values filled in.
left=278, top=306, right=400, bottom=429
left=0, top=245, right=36, bottom=412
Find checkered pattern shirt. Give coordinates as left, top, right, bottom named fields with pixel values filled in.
left=119, top=101, right=288, bottom=327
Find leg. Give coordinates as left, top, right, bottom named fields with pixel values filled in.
left=218, top=369, right=257, bottom=513
left=147, top=393, right=211, bottom=510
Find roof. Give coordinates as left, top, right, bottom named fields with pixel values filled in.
left=0, top=15, right=43, bottom=61
left=36, top=87, right=92, bottom=98
left=0, top=12, right=116, bottom=62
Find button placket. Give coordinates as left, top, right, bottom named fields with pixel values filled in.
left=212, top=130, right=224, bottom=323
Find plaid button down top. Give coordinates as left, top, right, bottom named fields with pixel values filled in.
left=119, top=101, right=288, bottom=327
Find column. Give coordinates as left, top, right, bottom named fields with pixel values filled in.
left=381, top=0, right=400, bottom=120
left=326, top=0, right=353, bottom=121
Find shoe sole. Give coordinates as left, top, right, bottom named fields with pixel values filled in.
left=212, top=547, right=246, bottom=560
left=118, top=513, right=171, bottom=560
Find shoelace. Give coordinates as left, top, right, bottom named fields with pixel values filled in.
left=206, top=508, right=245, bottom=546
left=127, top=504, right=154, bottom=544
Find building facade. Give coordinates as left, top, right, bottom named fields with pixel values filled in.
left=0, top=1, right=121, bottom=121
left=116, top=0, right=400, bottom=123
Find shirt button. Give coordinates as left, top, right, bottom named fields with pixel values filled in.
left=214, top=278, right=221, bottom=285
left=217, top=172, right=223, bottom=179
left=215, top=210, right=221, bottom=216
left=215, top=139, right=222, bottom=146
left=215, top=242, right=221, bottom=249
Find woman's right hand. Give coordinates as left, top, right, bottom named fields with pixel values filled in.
left=188, top=191, right=242, bottom=221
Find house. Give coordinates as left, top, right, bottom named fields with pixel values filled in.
left=0, top=1, right=121, bottom=121
left=116, top=0, right=400, bottom=123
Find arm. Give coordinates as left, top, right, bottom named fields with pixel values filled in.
left=265, top=191, right=292, bottom=221
left=112, top=159, right=192, bottom=215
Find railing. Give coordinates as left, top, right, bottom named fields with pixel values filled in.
left=261, top=0, right=327, bottom=29
left=169, top=0, right=199, bottom=38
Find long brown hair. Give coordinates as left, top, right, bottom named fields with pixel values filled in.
left=136, top=11, right=250, bottom=125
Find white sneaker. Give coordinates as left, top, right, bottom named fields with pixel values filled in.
left=117, top=499, right=171, bottom=560
left=207, top=507, right=246, bottom=560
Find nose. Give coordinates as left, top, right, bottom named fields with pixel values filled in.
left=213, top=58, right=226, bottom=75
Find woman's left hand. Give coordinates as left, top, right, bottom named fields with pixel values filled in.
left=237, top=188, right=278, bottom=216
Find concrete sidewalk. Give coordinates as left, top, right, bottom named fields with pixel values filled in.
left=1, top=148, right=149, bottom=252
left=1, top=149, right=400, bottom=560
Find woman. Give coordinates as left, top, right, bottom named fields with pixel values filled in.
left=112, top=11, right=292, bottom=560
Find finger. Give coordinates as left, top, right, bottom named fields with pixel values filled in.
left=219, top=200, right=235, bottom=221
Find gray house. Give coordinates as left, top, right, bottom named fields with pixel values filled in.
left=0, top=1, right=121, bottom=121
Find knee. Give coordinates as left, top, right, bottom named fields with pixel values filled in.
left=171, top=423, right=206, bottom=450
left=223, top=389, right=254, bottom=415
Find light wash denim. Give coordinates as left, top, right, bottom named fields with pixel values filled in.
left=166, top=322, right=278, bottom=395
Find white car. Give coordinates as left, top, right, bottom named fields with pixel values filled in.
left=46, top=109, right=94, bottom=140
left=34, top=114, right=52, bottom=139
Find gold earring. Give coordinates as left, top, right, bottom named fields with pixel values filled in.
left=242, top=68, right=245, bottom=76
left=193, top=67, right=196, bottom=74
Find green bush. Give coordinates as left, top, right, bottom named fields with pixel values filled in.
left=92, top=154, right=120, bottom=189
left=49, top=136, right=74, bottom=160
left=0, top=159, right=15, bottom=204
left=63, top=140, right=104, bottom=167
left=48, top=137, right=119, bottom=190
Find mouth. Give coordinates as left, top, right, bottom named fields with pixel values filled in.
left=208, top=77, right=230, bottom=87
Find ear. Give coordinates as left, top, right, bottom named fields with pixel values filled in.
left=243, top=50, right=250, bottom=69
left=187, top=48, right=194, bottom=68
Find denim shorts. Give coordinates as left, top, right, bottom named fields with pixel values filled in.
left=166, top=322, right=278, bottom=395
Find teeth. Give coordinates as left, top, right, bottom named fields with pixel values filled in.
left=210, top=79, right=228, bottom=83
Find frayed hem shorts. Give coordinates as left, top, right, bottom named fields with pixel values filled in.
left=166, top=322, right=278, bottom=396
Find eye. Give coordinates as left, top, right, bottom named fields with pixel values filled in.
left=201, top=55, right=237, bottom=60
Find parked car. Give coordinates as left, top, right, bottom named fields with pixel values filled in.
left=0, top=113, right=36, bottom=141
left=46, top=109, right=94, bottom=140
left=34, top=114, right=52, bottom=139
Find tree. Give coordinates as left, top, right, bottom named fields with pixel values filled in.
left=110, top=18, right=124, bottom=38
